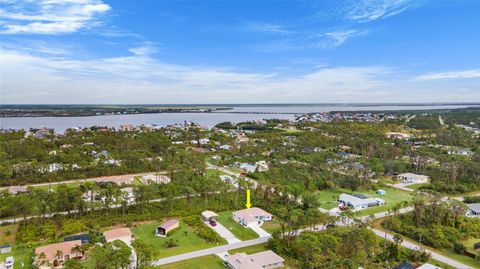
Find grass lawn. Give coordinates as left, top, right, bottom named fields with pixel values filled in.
left=260, top=219, right=282, bottom=234
left=463, top=237, right=479, bottom=253
left=317, top=187, right=413, bottom=216
left=131, top=221, right=222, bottom=258
left=0, top=245, right=35, bottom=269
left=406, top=183, right=430, bottom=190
left=216, top=212, right=258, bottom=241
left=317, top=188, right=347, bottom=210
left=156, top=254, right=225, bottom=269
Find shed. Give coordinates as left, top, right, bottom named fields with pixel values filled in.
left=201, top=210, right=219, bottom=221
left=376, top=189, right=386, bottom=196
left=156, top=219, right=179, bottom=237
left=0, top=244, right=12, bottom=254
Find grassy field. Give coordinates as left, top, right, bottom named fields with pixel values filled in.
left=131, top=221, right=222, bottom=258
left=156, top=254, right=225, bottom=269
left=260, top=219, right=282, bottom=234
left=463, top=237, right=479, bottom=253
left=317, top=187, right=413, bottom=216
left=0, top=246, right=35, bottom=269
left=216, top=212, right=258, bottom=240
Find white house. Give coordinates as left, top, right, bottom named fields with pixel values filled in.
left=255, top=160, right=269, bottom=172
left=397, top=173, right=429, bottom=184
left=338, top=193, right=385, bottom=211
left=233, top=207, right=273, bottom=227
left=141, top=175, right=171, bottom=184
left=237, top=163, right=257, bottom=173
left=219, top=144, right=233, bottom=150
left=466, top=203, right=480, bottom=217
left=199, top=138, right=210, bottom=145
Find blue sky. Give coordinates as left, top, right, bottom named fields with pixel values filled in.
left=0, top=0, right=479, bottom=104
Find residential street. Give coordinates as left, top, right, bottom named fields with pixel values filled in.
left=152, top=237, right=270, bottom=266
left=371, top=229, right=473, bottom=269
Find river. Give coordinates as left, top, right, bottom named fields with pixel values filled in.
left=1, top=104, right=478, bottom=133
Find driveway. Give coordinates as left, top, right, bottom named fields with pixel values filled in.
left=250, top=224, right=270, bottom=238
left=205, top=221, right=240, bottom=244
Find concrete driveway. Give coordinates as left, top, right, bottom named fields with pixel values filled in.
left=250, top=224, right=270, bottom=238
left=205, top=221, right=241, bottom=244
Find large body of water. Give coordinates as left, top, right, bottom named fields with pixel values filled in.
left=1, top=104, right=478, bottom=133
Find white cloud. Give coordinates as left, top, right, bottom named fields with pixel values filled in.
left=128, top=43, right=160, bottom=56
left=2, top=47, right=478, bottom=104
left=325, top=29, right=368, bottom=46
left=347, top=0, right=418, bottom=22
left=0, top=47, right=396, bottom=103
left=246, top=22, right=292, bottom=35
left=0, top=0, right=110, bottom=34
left=413, top=69, right=480, bottom=81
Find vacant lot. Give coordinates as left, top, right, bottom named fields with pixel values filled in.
left=131, top=221, right=221, bottom=258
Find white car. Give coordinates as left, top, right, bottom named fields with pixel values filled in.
left=4, top=256, right=14, bottom=269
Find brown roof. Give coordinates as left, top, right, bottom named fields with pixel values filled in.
left=159, top=219, right=179, bottom=230
left=35, top=240, right=82, bottom=261
left=104, top=228, right=132, bottom=242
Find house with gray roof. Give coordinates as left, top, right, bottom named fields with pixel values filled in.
left=225, top=250, right=284, bottom=269
left=466, top=203, right=480, bottom=217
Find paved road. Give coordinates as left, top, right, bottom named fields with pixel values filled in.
left=152, top=237, right=270, bottom=266
left=0, top=171, right=166, bottom=192
left=371, top=229, right=473, bottom=269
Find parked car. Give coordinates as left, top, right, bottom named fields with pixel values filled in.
left=5, top=256, right=14, bottom=269
left=209, top=220, right=217, bottom=227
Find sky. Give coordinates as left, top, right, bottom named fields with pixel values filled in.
left=0, top=0, right=479, bottom=104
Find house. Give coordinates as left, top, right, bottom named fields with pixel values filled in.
left=64, top=234, right=90, bottom=245
left=104, top=228, right=133, bottom=245
left=0, top=244, right=11, bottom=254
left=225, top=250, right=284, bottom=269
left=233, top=207, right=272, bottom=227
left=255, top=161, right=269, bottom=172
left=34, top=240, right=84, bottom=268
left=156, top=219, right=179, bottom=237
left=397, top=173, right=429, bottom=184
left=219, top=144, right=233, bottom=150
left=338, top=193, right=385, bottom=211
left=201, top=210, right=219, bottom=222
left=141, top=174, right=171, bottom=184
left=120, top=187, right=135, bottom=204
left=385, top=132, right=412, bottom=140
left=236, top=163, right=257, bottom=173
left=417, top=263, right=442, bottom=269
left=95, top=175, right=134, bottom=186
left=7, top=186, right=28, bottom=195
left=199, top=138, right=210, bottom=145
left=466, top=203, right=480, bottom=217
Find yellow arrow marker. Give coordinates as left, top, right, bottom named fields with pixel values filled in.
left=246, top=189, right=251, bottom=209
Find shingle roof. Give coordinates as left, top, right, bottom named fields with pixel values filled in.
left=159, top=219, right=179, bottom=230
left=233, top=207, right=272, bottom=224
left=226, top=251, right=284, bottom=269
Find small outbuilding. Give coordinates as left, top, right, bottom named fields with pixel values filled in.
left=0, top=244, right=12, bottom=254
left=156, top=219, right=179, bottom=237
left=376, top=189, right=386, bottom=196
left=201, top=210, right=219, bottom=222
